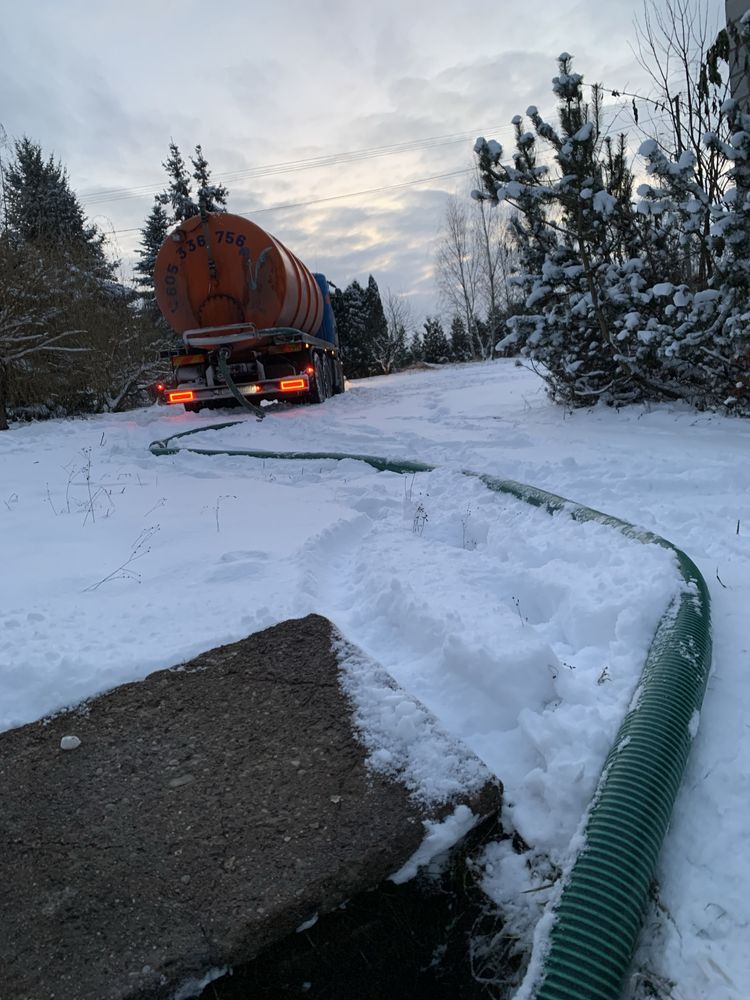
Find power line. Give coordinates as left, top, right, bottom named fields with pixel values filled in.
left=103, top=104, right=647, bottom=241
left=107, top=167, right=474, bottom=237
left=80, top=124, right=515, bottom=208
left=101, top=100, right=656, bottom=243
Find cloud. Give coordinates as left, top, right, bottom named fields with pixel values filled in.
left=2, top=0, right=707, bottom=325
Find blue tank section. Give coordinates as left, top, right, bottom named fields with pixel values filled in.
left=312, top=273, right=337, bottom=346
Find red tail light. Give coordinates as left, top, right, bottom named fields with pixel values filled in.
left=280, top=378, right=307, bottom=392
left=168, top=390, right=195, bottom=404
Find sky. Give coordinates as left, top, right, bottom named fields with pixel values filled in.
left=0, top=0, right=726, bottom=324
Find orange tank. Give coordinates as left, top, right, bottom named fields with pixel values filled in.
left=153, top=212, right=324, bottom=339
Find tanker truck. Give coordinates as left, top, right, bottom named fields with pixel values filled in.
left=153, top=212, right=344, bottom=413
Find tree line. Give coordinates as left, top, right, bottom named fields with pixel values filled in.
left=0, top=139, right=227, bottom=428
left=2, top=0, right=747, bottom=425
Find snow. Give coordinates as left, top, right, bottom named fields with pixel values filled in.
left=694, top=288, right=721, bottom=303
left=593, top=190, right=616, bottom=215
left=335, top=632, right=491, bottom=805
left=2, top=359, right=750, bottom=998
left=389, top=805, right=479, bottom=884
left=572, top=122, right=594, bottom=142
left=172, top=966, right=230, bottom=1000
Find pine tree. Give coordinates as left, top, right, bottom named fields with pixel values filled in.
left=134, top=198, right=171, bottom=300
left=475, top=41, right=750, bottom=412
left=339, top=279, right=372, bottom=377
left=408, top=332, right=424, bottom=363
left=3, top=137, right=112, bottom=277
left=330, top=286, right=349, bottom=346
left=191, top=145, right=228, bottom=215
left=364, top=275, right=387, bottom=353
left=159, top=141, right=198, bottom=222
left=330, top=276, right=387, bottom=378
left=475, top=55, right=643, bottom=405
left=449, top=315, right=472, bottom=360
left=422, top=316, right=450, bottom=363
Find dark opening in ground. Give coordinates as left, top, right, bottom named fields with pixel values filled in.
left=200, top=815, right=522, bottom=1000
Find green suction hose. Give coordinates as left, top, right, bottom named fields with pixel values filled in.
left=149, top=420, right=712, bottom=1000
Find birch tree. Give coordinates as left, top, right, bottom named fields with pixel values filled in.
left=436, top=196, right=481, bottom=357
left=373, top=289, right=410, bottom=374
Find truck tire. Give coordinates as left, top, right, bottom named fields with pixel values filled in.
left=307, top=353, right=326, bottom=404
left=331, top=357, right=345, bottom=394
left=322, top=355, right=334, bottom=399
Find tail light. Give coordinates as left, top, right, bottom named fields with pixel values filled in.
left=168, top=390, right=195, bottom=404
left=280, top=378, right=307, bottom=392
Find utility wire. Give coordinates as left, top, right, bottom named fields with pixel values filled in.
left=104, top=103, right=644, bottom=240
left=107, top=167, right=474, bottom=236
left=101, top=99, right=655, bottom=242
left=80, top=124, right=515, bottom=208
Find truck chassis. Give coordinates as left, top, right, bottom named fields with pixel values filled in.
left=158, top=325, right=344, bottom=412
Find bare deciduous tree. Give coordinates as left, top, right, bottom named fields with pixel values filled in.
left=0, top=241, right=84, bottom=429
left=373, top=289, right=411, bottom=375
left=633, top=0, right=737, bottom=281
left=474, top=195, right=522, bottom=357
left=436, top=196, right=481, bottom=357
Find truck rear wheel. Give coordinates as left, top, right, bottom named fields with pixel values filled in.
left=331, top=357, right=344, bottom=394
left=322, top=355, right=334, bottom=399
left=307, top=354, right=326, bottom=404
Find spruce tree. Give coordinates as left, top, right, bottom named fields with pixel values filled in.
left=474, top=22, right=750, bottom=414
left=134, top=198, right=171, bottom=300
left=449, top=315, right=472, bottom=360
left=191, top=145, right=228, bottom=214
left=330, top=286, right=349, bottom=346
left=408, top=332, right=424, bottom=363
left=364, top=275, right=387, bottom=358
left=159, top=141, right=198, bottom=222
left=422, top=317, right=450, bottom=363
left=4, top=137, right=112, bottom=277
left=339, top=279, right=371, bottom=377
left=475, top=55, right=643, bottom=405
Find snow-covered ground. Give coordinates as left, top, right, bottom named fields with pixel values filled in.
left=2, top=359, right=749, bottom=998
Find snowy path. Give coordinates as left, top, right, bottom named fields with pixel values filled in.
left=2, top=360, right=749, bottom=998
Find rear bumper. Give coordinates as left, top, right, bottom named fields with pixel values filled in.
left=162, top=375, right=310, bottom=406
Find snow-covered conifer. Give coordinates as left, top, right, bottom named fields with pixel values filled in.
left=4, top=137, right=113, bottom=277
left=449, top=315, right=473, bottom=361
left=159, top=142, right=198, bottom=223
left=191, top=145, right=228, bottom=215
left=336, top=279, right=372, bottom=378
left=134, top=198, right=171, bottom=300
left=422, top=316, right=450, bottom=363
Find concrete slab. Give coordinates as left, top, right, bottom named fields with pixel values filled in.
left=0, top=614, right=501, bottom=1000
